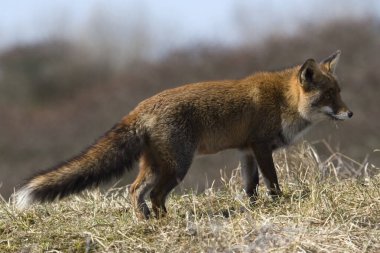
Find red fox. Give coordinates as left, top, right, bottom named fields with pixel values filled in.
left=15, top=51, right=352, bottom=218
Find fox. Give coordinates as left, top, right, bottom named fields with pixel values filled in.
left=14, top=50, right=352, bottom=219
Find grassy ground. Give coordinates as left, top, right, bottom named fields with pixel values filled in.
left=1, top=142, right=379, bottom=252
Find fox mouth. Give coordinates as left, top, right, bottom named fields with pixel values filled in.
left=325, top=113, right=343, bottom=121
left=318, top=107, right=351, bottom=121
left=324, top=112, right=351, bottom=121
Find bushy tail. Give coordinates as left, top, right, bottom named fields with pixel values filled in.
left=14, top=119, right=144, bottom=209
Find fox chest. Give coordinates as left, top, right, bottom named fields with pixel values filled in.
left=275, top=118, right=312, bottom=149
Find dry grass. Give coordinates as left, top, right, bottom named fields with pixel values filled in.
left=1, top=142, right=379, bottom=252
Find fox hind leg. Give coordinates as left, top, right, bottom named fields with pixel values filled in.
left=149, top=155, right=193, bottom=218
left=129, top=154, right=157, bottom=219
left=150, top=173, right=180, bottom=218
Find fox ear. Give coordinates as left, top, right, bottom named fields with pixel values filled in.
left=320, top=50, right=341, bottom=74
left=299, top=58, right=320, bottom=89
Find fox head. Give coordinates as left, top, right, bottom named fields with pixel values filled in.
left=297, top=50, right=353, bottom=122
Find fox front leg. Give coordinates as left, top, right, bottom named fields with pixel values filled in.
left=251, top=143, right=282, bottom=197
left=240, top=149, right=259, bottom=203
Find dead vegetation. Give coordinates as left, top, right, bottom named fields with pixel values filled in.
left=1, top=142, right=379, bottom=252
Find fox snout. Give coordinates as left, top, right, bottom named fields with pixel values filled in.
left=322, top=106, right=353, bottom=120
left=335, top=109, right=353, bottom=120
left=335, top=101, right=353, bottom=120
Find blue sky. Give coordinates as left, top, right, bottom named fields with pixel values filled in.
left=0, top=0, right=379, bottom=54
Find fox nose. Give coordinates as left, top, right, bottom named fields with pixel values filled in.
left=348, top=111, right=353, bottom=118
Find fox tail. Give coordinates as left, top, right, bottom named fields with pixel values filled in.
left=14, top=117, right=144, bottom=209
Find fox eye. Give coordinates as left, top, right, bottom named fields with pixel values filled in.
left=325, top=90, right=334, bottom=100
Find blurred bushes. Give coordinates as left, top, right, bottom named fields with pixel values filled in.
left=0, top=40, right=111, bottom=105
left=1, top=18, right=379, bottom=198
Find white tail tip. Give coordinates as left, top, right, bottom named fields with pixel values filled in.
left=14, top=186, right=34, bottom=210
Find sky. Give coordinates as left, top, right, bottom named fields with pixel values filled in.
left=0, top=0, right=379, bottom=55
